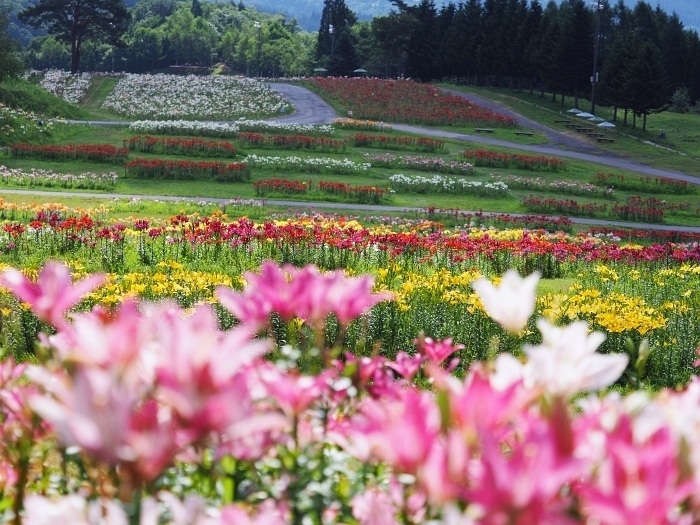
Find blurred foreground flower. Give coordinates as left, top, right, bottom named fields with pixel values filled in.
left=471, top=270, right=539, bottom=335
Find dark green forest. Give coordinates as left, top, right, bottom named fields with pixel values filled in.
left=3, top=0, right=700, bottom=122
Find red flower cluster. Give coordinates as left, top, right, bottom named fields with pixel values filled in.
left=350, top=134, right=444, bottom=152
left=319, top=181, right=387, bottom=204
left=611, top=196, right=665, bottom=223
left=522, top=196, right=607, bottom=217
left=124, top=158, right=250, bottom=182
left=253, top=178, right=309, bottom=195
left=238, top=132, right=347, bottom=152
left=310, top=78, right=517, bottom=128
left=123, top=136, right=237, bottom=157
left=461, top=149, right=567, bottom=171
left=8, top=143, right=129, bottom=163
left=593, top=173, right=697, bottom=195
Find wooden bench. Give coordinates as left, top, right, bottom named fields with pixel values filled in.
left=597, top=137, right=615, bottom=143
left=554, top=119, right=571, bottom=123
left=475, top=128, right=495, bottom=133
left=565, top=123, right=578, bottom=128
left=575, top=127, right=594, bottom=132
left=514, top=131, right=534, bottom=136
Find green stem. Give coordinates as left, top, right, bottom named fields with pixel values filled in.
left=12, top=454, right=28, bottom=525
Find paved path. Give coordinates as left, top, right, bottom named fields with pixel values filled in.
left=3, top=189, right=699, bottom=233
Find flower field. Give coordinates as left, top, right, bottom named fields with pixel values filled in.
left=2, top=202, right=700, bottom=523
left=310, top=78, right=518, bottom=127
left=102, top=75, right=291, bottom=120
left=123, top=158, right=250, bottom=182
left=7, top=143, right=129, bottom=163
left=388, top=173, right=508, bottom=196
left=128, top=120, right=335, bottom=137
left=123, top=135, right=238, bottom=157
left=38, top=69, right=92, bottom=104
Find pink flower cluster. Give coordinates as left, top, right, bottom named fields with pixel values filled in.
left=2, top=262, right=700, bottom=524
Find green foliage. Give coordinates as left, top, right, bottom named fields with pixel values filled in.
left=0, top=12, right=24, bottom=84
left=19, top=0, right=130, bottom=73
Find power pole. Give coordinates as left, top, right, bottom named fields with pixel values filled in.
left=590, top=0, right=602, bottom=114
left=255, top=21, right=261, bottom=77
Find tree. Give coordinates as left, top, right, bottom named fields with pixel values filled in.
left=190, top=0, right=203, bottom=18
left=624, top=40, right=670, bottom=130
left=317, top=0, right=357, bottom=65
left=19, top=0, right=130, bottom=73
left=0, top=11, right=24, bottom=83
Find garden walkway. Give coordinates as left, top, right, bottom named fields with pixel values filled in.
left=2, top=189, right=700, bottom=233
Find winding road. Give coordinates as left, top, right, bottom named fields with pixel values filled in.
left=13, top=83, right=700, bottom=232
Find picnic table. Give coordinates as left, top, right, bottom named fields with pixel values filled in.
left=514, top=131, right=534, bottom=136
left=554, top=119, right=571, bottom=123
left=597, top=137, right=615, bottom=143
left=475, top=128, right=495, bottom=133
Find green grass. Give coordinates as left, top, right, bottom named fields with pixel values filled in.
left=441, top=83, right=700, bottom=177
left=0, top=79, right=89, bottom=120
left=79, top=77, right=126, bottom=121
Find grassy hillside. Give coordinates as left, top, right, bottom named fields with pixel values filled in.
left=0, top=79, right=88, bottom=120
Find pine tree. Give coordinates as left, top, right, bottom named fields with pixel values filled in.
left=624, top=40, right=671, bottom=130
left=20, top=0, right=130, bottom=73
left=0, top=12, right=24, bottom=83
left=191, top=0, right=203, bottom=18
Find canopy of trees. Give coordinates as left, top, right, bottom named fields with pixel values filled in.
left=10, top=0, right=700, bottom=126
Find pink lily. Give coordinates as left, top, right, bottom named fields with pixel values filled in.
left=0, top=261, right=105, bottom=329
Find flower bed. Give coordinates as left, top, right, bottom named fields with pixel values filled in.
left=332, top=117, right=393, bottom=131
left=1, top=260, right=700, bottom=523
left=237, top=132, right=347, bottom=152
left=594, top=172, right=698, bottom=195
left=242, top=154, right=370, bottom=174
left=611, top=196, right=665, bottom=223
left=350, top=133, right=444, bottom=152
left=318, top=181, right=387, bottom=204
left=364, top=153, right=474, bottom=174
left=0, top=165, right=117, bottom=190
left=123, top=158, right=250, bottom=182
left=311, top=78, right=517, bottom=127
left=6, top=143, right=129, bottom=163
left=493, top=174, right=614, bottom=198
left=123, top=135, right=237, bottom=157
left=39, top=69, right=92, bottom=104
left=103, top=74, right=291, bottom=119
left=522, top=196, right=608, bottom=217
left=0, top=104, right=57, bottom=146
left=253, top=178, right=309, bottom=195
left=389, top=173, right=509, bottom=196
left=461, top=149, right=567, bottom=171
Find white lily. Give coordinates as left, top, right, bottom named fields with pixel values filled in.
left=524, top=319, right=628, bottom=397
left=471, top=270, right=540, bottom=335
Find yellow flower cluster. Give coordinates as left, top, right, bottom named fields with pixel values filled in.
left=540, top=287, right=668, bottom=335
left=83, top=261, right=236, bottom=307
left=376, top=265, right=484, bottom=312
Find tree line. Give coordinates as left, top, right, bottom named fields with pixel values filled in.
left=3, top=0, right=700, bottom=129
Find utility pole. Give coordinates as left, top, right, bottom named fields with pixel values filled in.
left=590, top=0, right=602, bottom=114
left=255, top=21, right=261, bottom=78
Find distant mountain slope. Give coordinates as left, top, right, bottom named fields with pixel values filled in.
left=247, top=0, right=700, bottom=33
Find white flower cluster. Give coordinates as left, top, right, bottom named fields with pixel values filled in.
left=128, top=119, right=334, bottom=137
left=129, top=120, right=241, bottom=137
left=237, top=119, right=335, bottom=135
left=492, top=174, right=614, bottom=197
left=103, top=74, right=291, bottom=120
left=0, top=165, right=117, bottom=190
left=39, top=70, right=92, bottom=105
left=389, top=173, right=509, bottom=196
left=243, top=154, right=371, bottom=173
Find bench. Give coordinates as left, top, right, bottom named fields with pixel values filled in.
left=514, top=131, right=534, bottom=136
left=565, top=123, right=578, bottom=128
left=597, top=137, right=615, bottom=143
left=475, top=128, right=495, bottom=133
left=554, top=119, right=571, bottom=123
left=575, top=127, right=594, bottom=132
